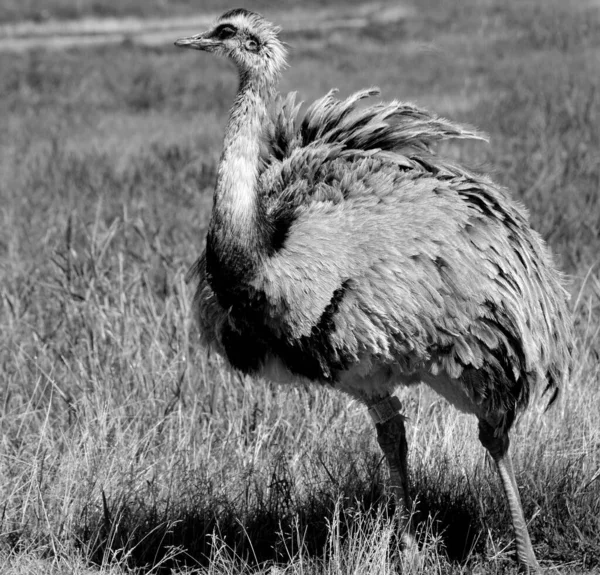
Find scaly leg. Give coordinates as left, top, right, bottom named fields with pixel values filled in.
left=369, top=395, right=416, bottom=548
left=478, top=420, right=541, bottom=573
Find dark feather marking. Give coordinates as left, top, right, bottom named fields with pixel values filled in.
left=272, top=280, right=352, bottom=381
left=513, top=249, right=530, bottom=273
left=458, top=191, right=498, bottom=218
left=219, top=280, right=352, bottom=382
left=268, top=209, right=295, bottom=252
left=205, top=229, right=259, bottom=310
left=496, top=266, right=522, bottom=296
left=312, top=281, right=348, bottom=336
left=544, top=377, right=559, bottom=408
left=210, top=23, right=238, bottom=39
left=271, top=123, right=292, bottom=160
left=474, top=301, right=531, bottom=413
left=221, top=322, right=269, bottom=373
left=434, top=256, right=447, bottom=271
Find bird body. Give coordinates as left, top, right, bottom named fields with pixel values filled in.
left=176, top=9, right=572, bottom=572
left=189, top=86, right=570, bottom=432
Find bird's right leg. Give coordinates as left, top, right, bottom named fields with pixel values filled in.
left=368, top=395, right=416, bottom=548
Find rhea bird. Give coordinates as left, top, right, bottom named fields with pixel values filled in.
left=175, top=9, right=572, bottom=572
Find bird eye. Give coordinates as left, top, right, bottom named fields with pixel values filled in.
left=245, top=38, right=259, bottom=52
left=212, top=24, right=237, bottom=40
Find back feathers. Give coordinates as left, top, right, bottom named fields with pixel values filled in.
left=262, top=88, right=486, bottom=168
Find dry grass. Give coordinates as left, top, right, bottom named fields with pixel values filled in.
left=1, top=0, right=599, bottom=573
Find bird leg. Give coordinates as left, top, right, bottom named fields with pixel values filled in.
left=369, top=395, right=416, bottom=548
left=478, top=420, right=541, bottom=573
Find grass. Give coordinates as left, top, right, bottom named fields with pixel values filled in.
left=1, top=0, right=600, bottom=573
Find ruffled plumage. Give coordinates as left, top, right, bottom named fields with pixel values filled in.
left=189, top=87, right=572, bottom=432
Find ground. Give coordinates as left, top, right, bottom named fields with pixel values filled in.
left=1, top=0, right=599, bottom=573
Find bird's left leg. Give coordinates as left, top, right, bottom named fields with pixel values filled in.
left=478, top=419, right=541, bottom=573
left=368, top=395, right=416, bottom=548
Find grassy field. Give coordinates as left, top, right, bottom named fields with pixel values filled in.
left=1, top=0, right=600, bottom=573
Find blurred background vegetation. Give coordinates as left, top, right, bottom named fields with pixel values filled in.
left=0, top=0, right=375, bottom=22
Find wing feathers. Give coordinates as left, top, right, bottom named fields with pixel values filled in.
left=267, top=87, right=486, bottom=168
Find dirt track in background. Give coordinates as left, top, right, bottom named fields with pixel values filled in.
left=0, top=3, right=410, bottom=52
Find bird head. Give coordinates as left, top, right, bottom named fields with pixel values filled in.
left=175, top=8, right=287, bottom=84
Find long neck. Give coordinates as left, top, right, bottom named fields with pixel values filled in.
left=206, top=74, right=271, bottom=301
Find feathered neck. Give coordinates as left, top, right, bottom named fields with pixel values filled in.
left=206, top=73, right=272, bottom=303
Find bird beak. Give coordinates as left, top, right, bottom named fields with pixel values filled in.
left=174, top=33, right=213, bottom=51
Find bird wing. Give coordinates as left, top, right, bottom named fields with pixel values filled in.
left=253, top=154, right=571, bottom=422
left=255, top=157, right=483, bottom=360
left=253, top=87, right=488, bottom=352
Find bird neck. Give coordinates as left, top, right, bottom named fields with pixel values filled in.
left=206, top=73, right=271, bottom=300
